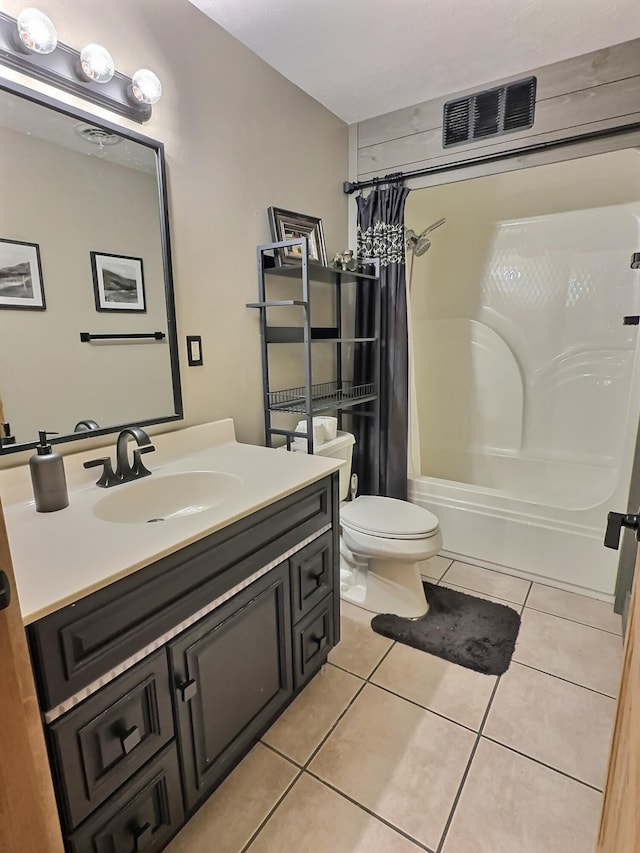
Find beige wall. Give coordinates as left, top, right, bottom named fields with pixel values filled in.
left=0, top=0, right=349, bottom=453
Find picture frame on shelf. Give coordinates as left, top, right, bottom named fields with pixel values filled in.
left=0, top=238, right=45, bottom=310
left=267, top=207, right=327, bottom=266
left=90, top=251, right=146, bottom=312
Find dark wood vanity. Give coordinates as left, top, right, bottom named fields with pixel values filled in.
left=25, top=474, right=339, bottom=852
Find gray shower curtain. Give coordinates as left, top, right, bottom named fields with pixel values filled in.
left=354, top=184, right=410, bottom=500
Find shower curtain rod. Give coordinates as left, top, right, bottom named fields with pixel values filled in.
left=342, top=120, right=640, bottom=195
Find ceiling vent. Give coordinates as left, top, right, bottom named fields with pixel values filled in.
left=443, top=76, right=536, bottom=148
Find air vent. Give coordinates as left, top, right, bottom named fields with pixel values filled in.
left=443, top=76, right=536, bottom=148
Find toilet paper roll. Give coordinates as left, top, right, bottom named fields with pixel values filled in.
left=316, top=416, right=337, bottom=441
left=295, top=419, right=325, bottom=446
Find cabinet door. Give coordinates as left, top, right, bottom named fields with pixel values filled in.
left=170, top=563, right=292, bottom=812
left=292, top=594, right=334, bottom=689
left=67, top=743, right=183, bottom=853
left=49, top=649, right=174, bottom=830
left=290, top=531, right=333, bottom=623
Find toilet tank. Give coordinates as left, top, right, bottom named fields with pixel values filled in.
left=289, top=431, right=355, bottom=500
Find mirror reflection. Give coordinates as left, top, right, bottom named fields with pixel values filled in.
left=0, top=82, right=181, bottom=452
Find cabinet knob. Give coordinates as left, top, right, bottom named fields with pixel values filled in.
left=132, top=821, right=152, bottom=851
left=177, top=678, right=198, bottom=702
left=120, top=724, right=141, bottom=755
left=310, top=634, right=327, bottom=651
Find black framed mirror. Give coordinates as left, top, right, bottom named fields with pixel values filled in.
left=0, top=77, right=182, bottom=453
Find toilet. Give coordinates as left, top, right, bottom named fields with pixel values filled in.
left=297, top=430, right=442, bottom=618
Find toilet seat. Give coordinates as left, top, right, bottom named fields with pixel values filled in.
left=341, top=495, right=440, bottom=541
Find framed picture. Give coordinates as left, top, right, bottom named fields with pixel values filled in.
left=90, top=251, right=146, bottom=312
left=267, top=207, right=327, bottom=266
left=0, top=238, right=45, bottom=310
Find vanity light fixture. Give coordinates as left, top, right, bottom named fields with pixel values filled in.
left=15, top=7, right=57, bottom=54
left=78, top=43, right=115, bottom=84
left=0, top=9, right=161, bottom=122
left=130, top=68, right=162, bottom=105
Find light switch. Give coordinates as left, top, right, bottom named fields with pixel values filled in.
left=186, top=335, right=203, bottom=366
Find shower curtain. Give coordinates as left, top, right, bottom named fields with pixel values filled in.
left=355, top=184, right=410, bottom=499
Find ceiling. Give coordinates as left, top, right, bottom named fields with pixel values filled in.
left=188, top=0, right=640, bottom=124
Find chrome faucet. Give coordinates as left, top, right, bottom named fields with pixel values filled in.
left=84, top=426, right=155, bottom=487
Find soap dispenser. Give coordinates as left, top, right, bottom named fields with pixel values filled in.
left=29, top=431, right=69, bottom=512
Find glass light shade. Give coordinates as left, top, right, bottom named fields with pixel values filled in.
left=80, top=43, right=115, bottom=83
left=16, top=7, right=57, bottom=54
left=131, top=69, right=162, bottom=105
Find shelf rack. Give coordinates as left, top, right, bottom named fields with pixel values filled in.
left=248, top=238, right=381, bottom=486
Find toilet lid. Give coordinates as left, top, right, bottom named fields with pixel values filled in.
left=341, top=496, right=439, bottom=540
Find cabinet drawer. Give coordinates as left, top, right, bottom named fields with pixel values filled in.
left=27, top=476, right=332, bottom=710
left=292, top=595, right=334, bottom=689
left=49, top=649, right=174, bottom=831
left=290, top=531, right=333, bottom=623
left=67, top=742, right=183, bottom=853
left=170, top=561, right=292, bottom=812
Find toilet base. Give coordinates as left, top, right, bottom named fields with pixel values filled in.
left=340, top=557, right=429, bottom=618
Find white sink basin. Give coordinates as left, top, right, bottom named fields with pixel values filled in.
left=93, top=471, right=243, bottom=524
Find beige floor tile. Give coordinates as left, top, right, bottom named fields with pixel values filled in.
left=309, top=683, right=475, bottom=850
left=439, top=581, right=525, bottom=613
left=513, top=609, right=623, bottom=697
left=527, top=583, right=622, bottom=635
left=165, top=743, right=298, bottom=853
left=262, top=664, right=363, bottom=764
left=443, top=562, right=530, bottom=604
left=419, top=554, right=453, bottom=581
left=441, top=739, right=602, bottom=853
left=484, top=662, right=616, bottom=789
left=371, top=642, right=497, bottom=730
left=248, top=773, right=422, bottom=853
left=329, top=600, right=394, bottom=678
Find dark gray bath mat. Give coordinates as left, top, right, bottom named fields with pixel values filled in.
left=371, top=582, right=520, bottom=676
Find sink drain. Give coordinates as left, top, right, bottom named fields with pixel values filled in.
left=146, top=517, right=166, bottom=523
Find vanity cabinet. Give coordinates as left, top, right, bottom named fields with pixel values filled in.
left=25, top=473, right=339, bottom=852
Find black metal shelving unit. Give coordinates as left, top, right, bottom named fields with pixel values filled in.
left=248, top=238, right=381, bottom=486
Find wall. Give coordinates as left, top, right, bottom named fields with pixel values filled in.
left=0, top=0, right=349, bottom=454
left=352, top=38, right=640, bottom=187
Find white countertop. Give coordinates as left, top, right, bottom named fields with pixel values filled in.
left=0, top=420, right=340, bottom=625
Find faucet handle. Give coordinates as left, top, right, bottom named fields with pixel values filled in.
left=84, top=456, right=119, bottom=488
left=131, top=444, right=155, bottom=479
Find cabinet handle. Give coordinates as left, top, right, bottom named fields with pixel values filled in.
left=177, top=678, right=198, bottom=702
left=120, top=725, right=142, bottom=755
left=310, top=634, right=327, bottom=651
left=309, top=567, right=324, bottom=582
left=132, top=821, right=152, bottom=850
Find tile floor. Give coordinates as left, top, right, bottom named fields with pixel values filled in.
left=166, top=556, right=624, bottom=853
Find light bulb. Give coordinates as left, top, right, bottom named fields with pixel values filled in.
left=16, top=7, right=57, bottom=54
left=79, top=43, right=114, bottom=84
left=130, top=69, right=162, bottom=105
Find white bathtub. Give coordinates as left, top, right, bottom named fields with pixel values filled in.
left=409, top=451, right=621, bottom=597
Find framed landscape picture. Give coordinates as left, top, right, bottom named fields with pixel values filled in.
left=0, top=238, right=45, bottom=310
left=90, top=251, right=146, bottom=312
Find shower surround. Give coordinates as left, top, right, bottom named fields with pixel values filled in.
left=410, top=203, right=640, bottom=597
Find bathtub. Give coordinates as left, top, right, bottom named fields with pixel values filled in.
left=409, top=450, right=621, bottom=598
